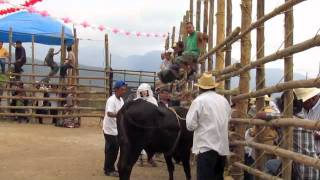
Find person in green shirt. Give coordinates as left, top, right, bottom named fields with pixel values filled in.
left=181, top=22, right=208, bottom=62
left=180, top=22, right=208, bottom=79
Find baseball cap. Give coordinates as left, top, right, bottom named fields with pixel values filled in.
left=114, top=80, right=127, bottom=89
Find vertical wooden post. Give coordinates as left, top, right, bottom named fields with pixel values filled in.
left=255, top=0, right=266, bottom=173
left=208, top=0, right=215, bottom=71
left=215, top=0, right=225, bottom=88
left=190, top=0, right=194, bottom=24
left=233, top=0, right=252, bottom=179
left=6, top=28, right=13, bottom=110
left=58, top=26, right=66, bottom=118
left=171, top=26, right=176, bottom=48
left=201, top=0, right=209, bottom=73
left=282, top=0, right=294, bottom=178
left=196, top=0, right=201, bottom=31
left=178, top=22, right=183, bottom=41
left=73, top=28, right=80, bottom=125
left=59, top=26, right=66, bottom=87
left=165, top=33, right=170, bottom=51
left=31, top=36, right=36, bottom=121
left=186, top=10, right=190, bottom=22
left=225, top=0, right=232, bottom=101
left=31, top=36, right=35, bottom=83
left=105, top=34, right=110, bottom=99
left=8, top=28, right=12, bottom=71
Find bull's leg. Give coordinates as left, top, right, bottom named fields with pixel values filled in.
left=118, top=143, right=132, bottom=180
left=164, top=155, right=175, bottom=180
left=181, top=151, right=192, bottom=180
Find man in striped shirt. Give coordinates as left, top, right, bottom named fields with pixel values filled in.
left=295, top=88, right=320, bottom=180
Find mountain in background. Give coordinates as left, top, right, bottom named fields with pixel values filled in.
left=21, top=50, right=306, bottom=89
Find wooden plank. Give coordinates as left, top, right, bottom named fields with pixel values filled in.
left=225, top=0, right=232, bottom=102
left=233, top=0, right=252, bottom=179
left=207, top=0, right=215, bottom=71
left=215, top=0, right=226, bottom=88
left=217, top=35, right=320, bottom=82
left=230, top=118, right=320, bottom=130
left=282, top=0, right=294, bottom=178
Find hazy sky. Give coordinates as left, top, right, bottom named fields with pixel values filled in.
left=5, top=0, right=320, bottom=78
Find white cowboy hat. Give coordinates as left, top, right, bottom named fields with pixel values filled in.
left=294, top=88, right=320, bottom=102
left=194, top=72, right=220, bottom=90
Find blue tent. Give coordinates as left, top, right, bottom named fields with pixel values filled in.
left=0, top=11, right=74, bottom=45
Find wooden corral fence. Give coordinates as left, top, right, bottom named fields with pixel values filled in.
left=165, top=0, right=320, bottom=179
left=0, top=29, right=157, bottom=123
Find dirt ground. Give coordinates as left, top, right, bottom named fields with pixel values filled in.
left=0, top=118, right=195, bottom=180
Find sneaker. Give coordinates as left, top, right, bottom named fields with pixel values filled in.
left=105, top=171, right=119, bottom=177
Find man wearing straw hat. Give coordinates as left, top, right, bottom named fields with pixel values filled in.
left=295, top=87, right=320, bottom=156
left=186, top=73, right=231, bottom=180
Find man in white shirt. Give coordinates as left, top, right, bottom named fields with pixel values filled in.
left=103, top=80, right=127, bottom=177
left=186, top=73, right=231, bottom=180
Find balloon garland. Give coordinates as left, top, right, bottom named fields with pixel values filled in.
left=0, top=0, right=42, bottom=15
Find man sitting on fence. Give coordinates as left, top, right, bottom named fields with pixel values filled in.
left=0, top=41, right=9, bottom=74
left=41, top=48, right=61, bottom=83
left=178, top=22, right=208, bottom=75
left=13, top=41, right=26, bottom=76
left=60, top=46, right=75, bottom=78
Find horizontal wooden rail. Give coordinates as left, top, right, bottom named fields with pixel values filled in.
left=231, top=140, right=320, bottom=170
left=233, top=162, right=282, bottom=180
left=0, top=87, right=107, bottom=95
left=0, top=113, right=104, bottom=118
left=0, top=80, right=106, bottom=89
left=221, top=0, right=306, bottom=51
left=217, top=35, right=320, bottom=82
left=0, top=106, right=104, bottom=111
left=232, top=78, right=320, bottom=101
left=230, top=118, right=320, bottom=130
left=0, top=96, right=106, bottom=102
left=212, top=63, right=242, bottom=76
left=5, top=62, right=156, bottom=75
left=198, top=27, right=241, bottom=63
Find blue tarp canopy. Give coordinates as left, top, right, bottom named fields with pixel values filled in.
left=0, top=11, right=74, bottom=45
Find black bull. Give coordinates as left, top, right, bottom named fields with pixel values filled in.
left=117, top=99, right=193, bottom=180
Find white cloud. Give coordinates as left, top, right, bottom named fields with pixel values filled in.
left=4, top=0, right=320, bottom=76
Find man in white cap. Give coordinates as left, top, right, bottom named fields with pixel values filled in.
left=186, top=72, right=231, bottom=180
left=136, top=83, right=158, bottom=106
left=295, top=88, right=320, bottom=155
left=160, top=49, right=173, bottom=71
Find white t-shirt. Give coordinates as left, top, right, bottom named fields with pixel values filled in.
left=103, top=94, right=124, bottom=135
left=186, top=91, right=231, bottom=156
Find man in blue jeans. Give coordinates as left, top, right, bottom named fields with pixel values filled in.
left=186, top=73, right=231, bottom=180
left=103, top=80, right=127, bottom=177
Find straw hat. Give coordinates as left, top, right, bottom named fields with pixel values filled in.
left=194, top=73, right=220, bottom=90
left=294, top=88, right=320, bottom=102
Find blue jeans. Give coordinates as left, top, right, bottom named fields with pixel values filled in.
left=0, top=58, right=5, bottom=74
left=197, top=150, right=226, bottom=180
